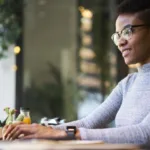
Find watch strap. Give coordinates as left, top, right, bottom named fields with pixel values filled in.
left=66, top=126, right=76, bottom=140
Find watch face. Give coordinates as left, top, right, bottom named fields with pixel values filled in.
left=66, top=126, right=76, bottom=133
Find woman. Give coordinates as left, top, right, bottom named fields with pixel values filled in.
left=3, top=0, right=150, bottom=144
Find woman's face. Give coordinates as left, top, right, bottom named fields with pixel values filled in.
left=116, top=14, right=150, bottom=65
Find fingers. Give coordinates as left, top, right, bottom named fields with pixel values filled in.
left=3, top=123, right=40, bottom=141
left=2, top=125, right=8, bottom=140
left=3, top=123, right=27, bottom=140
left=5, top=125, right=22, bottom=140
left=17, top=125, right=39, bottom=140
left=3, top=122, right=24, bottom=140
left=2, top=124, right=11, bottom=140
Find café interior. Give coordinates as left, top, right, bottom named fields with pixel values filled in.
left=0, top=0, right=146, bottom=149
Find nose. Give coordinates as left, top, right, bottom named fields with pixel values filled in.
left=117, top=36, right=128, bottom=48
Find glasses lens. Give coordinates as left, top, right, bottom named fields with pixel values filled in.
left=122, top=28, right=132, bottom=40
left=111, top=27, right=133, bottom=46
left=111, top=33, right=120, bottom=46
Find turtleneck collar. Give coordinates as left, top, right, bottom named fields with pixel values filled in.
left=137, top=63, right=150, bottom=73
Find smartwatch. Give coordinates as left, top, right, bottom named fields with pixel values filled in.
left=66, top=126, right=76, bottom=140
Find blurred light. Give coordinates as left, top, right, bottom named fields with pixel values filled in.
left=12, top=65, right=18, bottom=71
left=104, top=81, right=110, bottom=88
left=110, top=67, right=117, bottom=77
left=14, top=46, right=21, bottom=54
left=77, top=76, right=101, bottom=88
left=81, top=18, right=92, bottom=31
left=82, top=35, right=92, bottom=46
left=79, top=48, right=95, bottom=59
left=81, top=9, right=93, bottom=19
left=78, top=6, right=85, bottom=13
left=109, top=52, right=117, bottom=64
left=80, top=61, right=101, bottom=74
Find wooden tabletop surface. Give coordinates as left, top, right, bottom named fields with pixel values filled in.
left=0, top=127, right=141, bottom=150
left=0, top=139, right=140, bottom=150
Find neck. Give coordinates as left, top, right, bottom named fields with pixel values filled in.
left=137, top=62, right=150, bottom=73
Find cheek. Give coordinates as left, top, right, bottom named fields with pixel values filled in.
left=140, top=31, right=150, bottom=50
left=131, top=37, right=150, bottom=59
left=140, top=35, right=150, bottom=51
left=131, top=33, right=150, bottom=52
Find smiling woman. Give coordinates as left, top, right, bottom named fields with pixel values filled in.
left=111, top=24, right=150, bottom=47
left=115, top=13, right=150, bottom=65
left=2, top=0, right=150, bottom=144
left=114, top=0, right=150, bottom=65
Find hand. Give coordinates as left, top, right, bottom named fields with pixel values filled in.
left=2, top=122, right=24, bottom=140
left=3, top=123, right=67, bottom=140
left=0, top=127, right=2, bottom=140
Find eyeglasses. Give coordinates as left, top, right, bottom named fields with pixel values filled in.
left=111, top=24, right=149, bottom=46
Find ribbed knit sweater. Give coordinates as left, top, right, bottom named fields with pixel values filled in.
left=53, top=63, right=150, bottom=144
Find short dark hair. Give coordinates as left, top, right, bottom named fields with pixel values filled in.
left=117, top=0, right=150, bottom=24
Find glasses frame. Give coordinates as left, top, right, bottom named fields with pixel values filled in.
left=111, top=24, right=150, bottom=46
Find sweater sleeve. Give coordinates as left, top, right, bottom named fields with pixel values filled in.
left=53, top=81, right=123, bottom=130
left=79, top=111, right=150, bottom=144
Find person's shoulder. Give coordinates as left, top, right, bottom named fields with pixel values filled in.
left=120, top=72, right=137, bottom=83
left=118, top=72, right=137, bottom=91
left=124, top=72, right=137, bottom=82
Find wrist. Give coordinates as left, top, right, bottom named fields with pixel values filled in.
left=54, top=129, right=67, bottom=139
left=75, top=129, right=81, bottom=140
left=66, top=126, right=76, bottom=140
left=65, top=126, right=81, bottom=140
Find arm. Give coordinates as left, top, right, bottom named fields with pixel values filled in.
left=2, top=78, right=124, bottom=140
left=77, top=112, right=150, bottom=144
left=53, top=82, right=123, bottom=130
left=2, top=81, right=123, bottom=141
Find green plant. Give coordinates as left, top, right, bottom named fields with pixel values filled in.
left=0, top=0, right=23, bottom=59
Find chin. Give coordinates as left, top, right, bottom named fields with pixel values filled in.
left=124, top=60, right=132, bottom=65
left=124, top=58, right=137, bottom=65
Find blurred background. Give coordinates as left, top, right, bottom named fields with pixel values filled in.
left=0, top=0, right=136, bottom=123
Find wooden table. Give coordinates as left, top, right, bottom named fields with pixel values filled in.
left=0, top=139, right=140, bottom=150
left=0, top=128, right=141, bottom=150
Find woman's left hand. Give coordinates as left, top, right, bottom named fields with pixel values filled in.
left=3, top=123, right=67, bottom=140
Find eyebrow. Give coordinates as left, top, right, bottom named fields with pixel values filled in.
left=116, top=24, right=131, bottom=33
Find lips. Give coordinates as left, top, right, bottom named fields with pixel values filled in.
left=121, top=49, right=131, bottom=57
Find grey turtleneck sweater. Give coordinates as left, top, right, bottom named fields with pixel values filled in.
left=53, top=63, right=150, bottom=144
